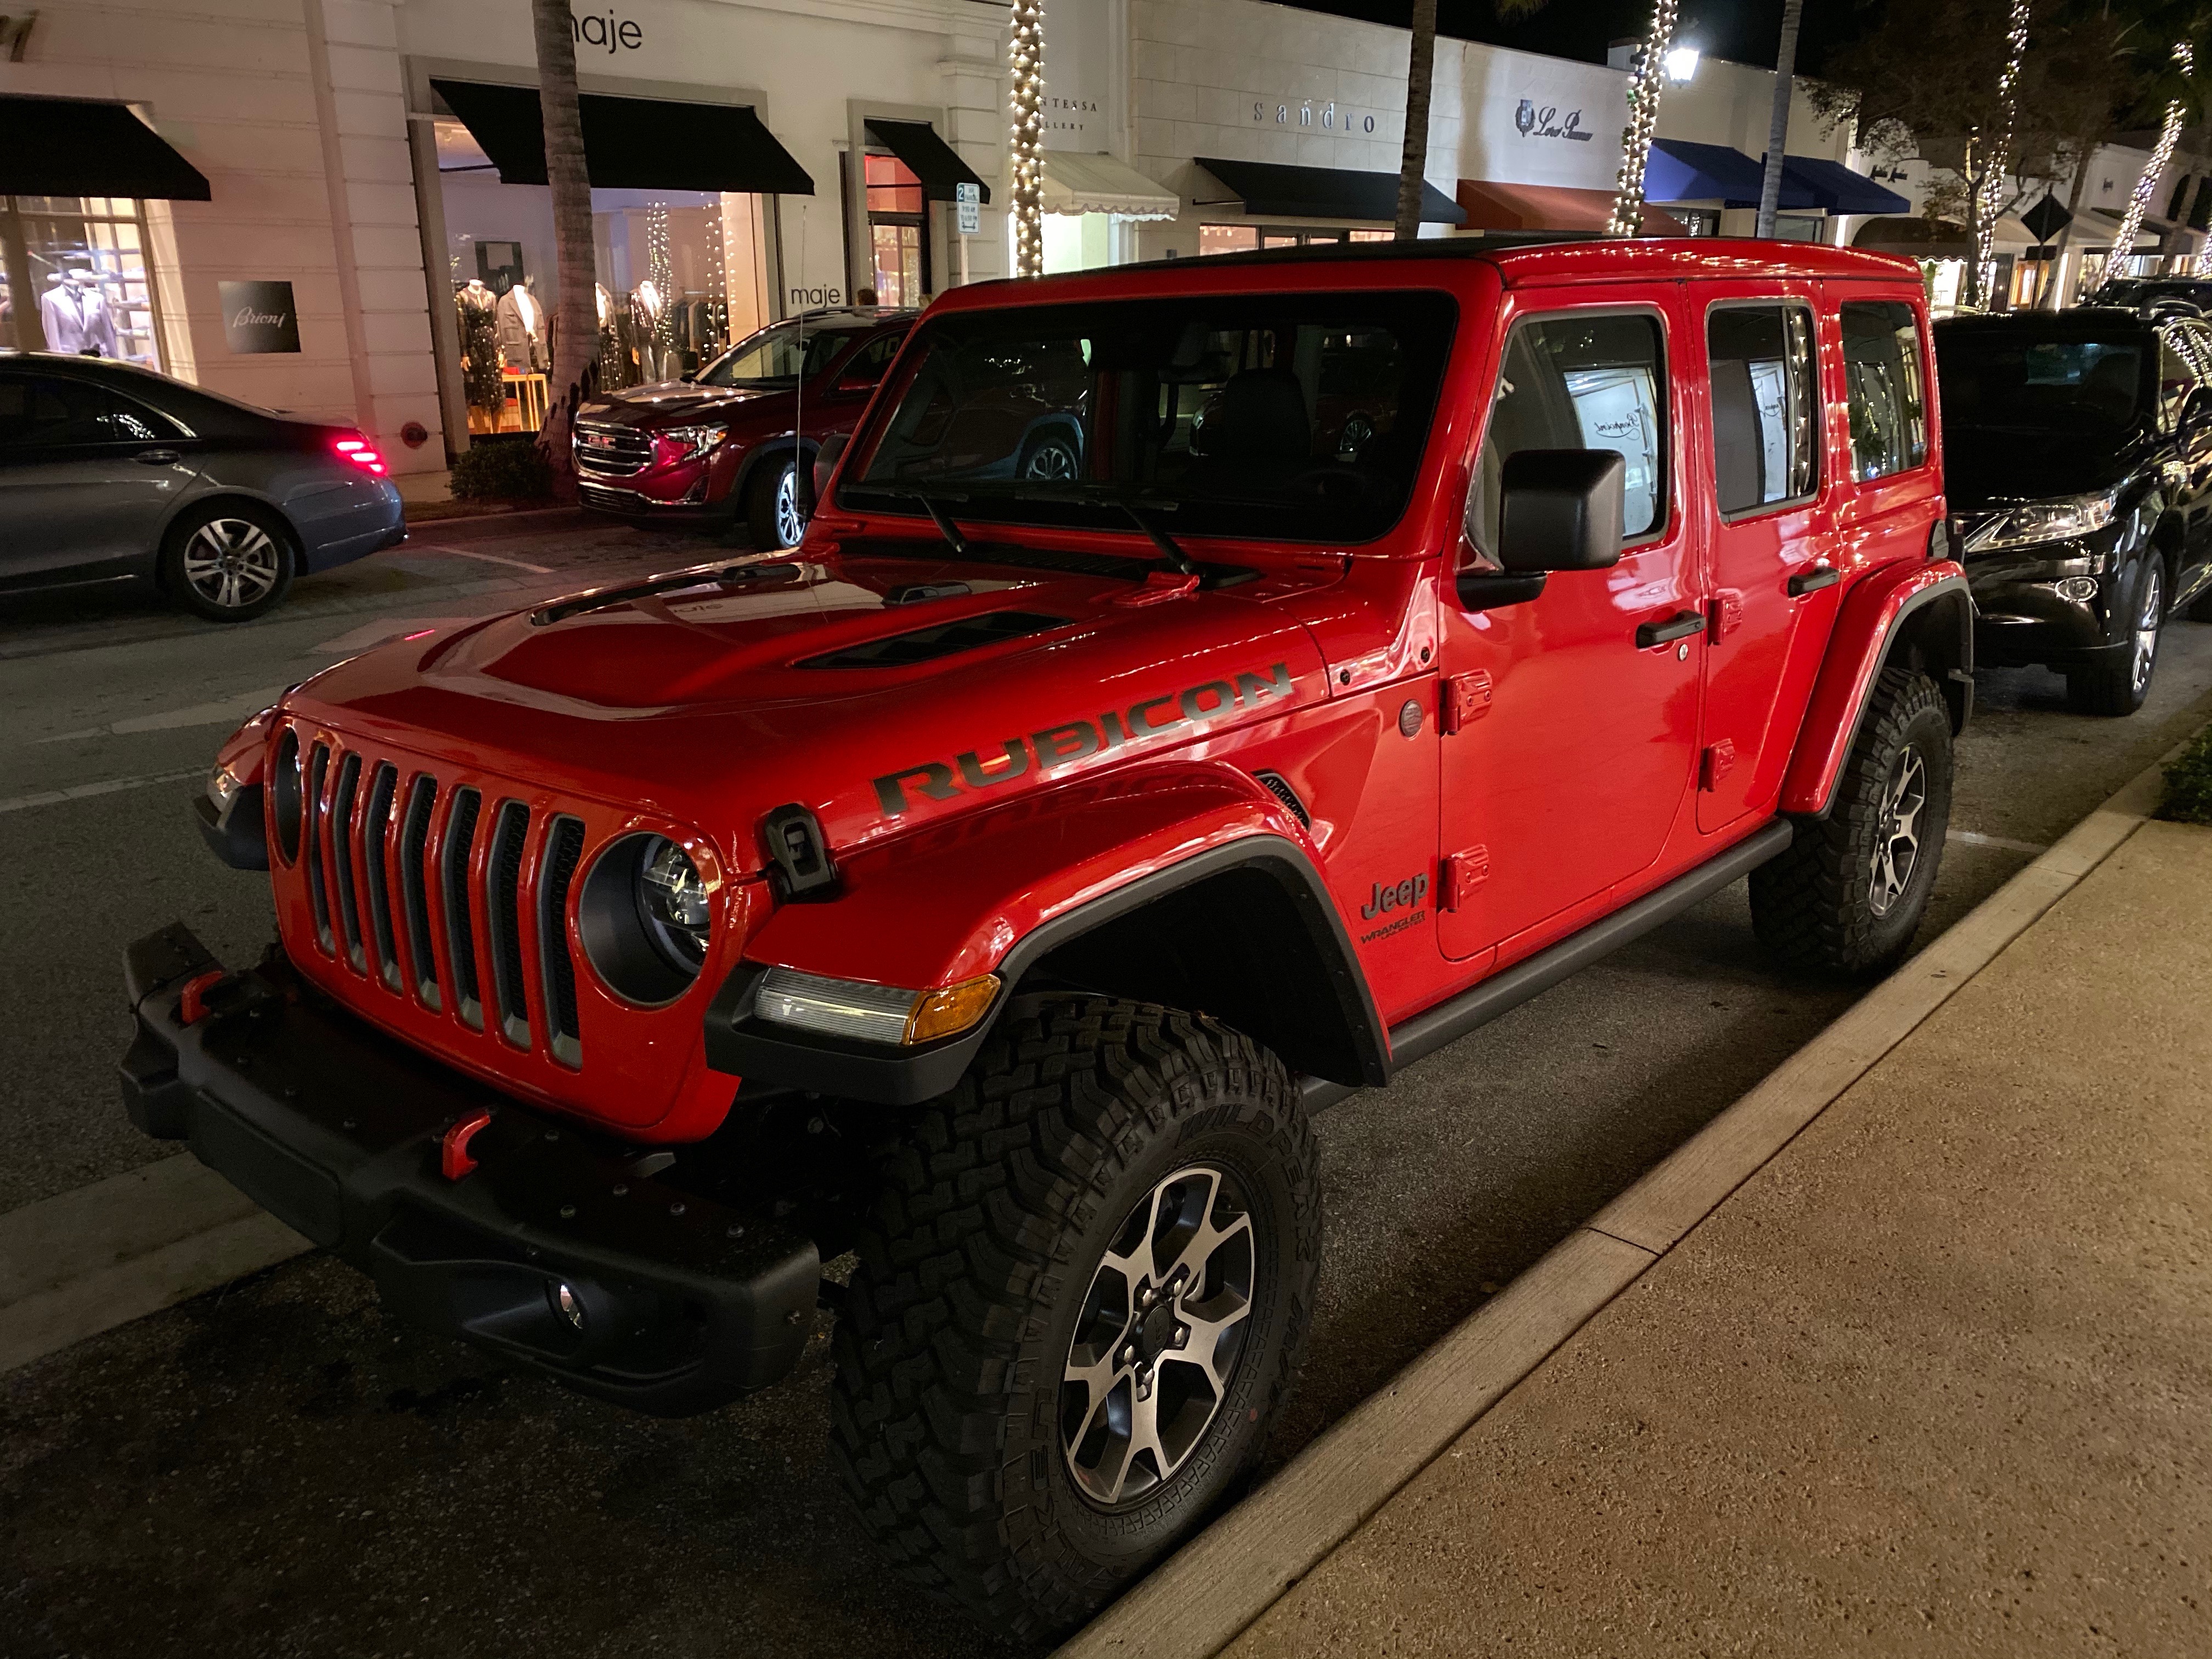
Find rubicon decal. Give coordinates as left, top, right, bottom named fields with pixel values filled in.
left=872, top=663, right=1295, bottom=816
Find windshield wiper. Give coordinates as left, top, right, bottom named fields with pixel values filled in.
left=845, top=483, right=973, bottom=556
left=950, top=481, right=1199, bottom=575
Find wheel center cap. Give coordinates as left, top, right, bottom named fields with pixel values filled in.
left=1134, top=1297, right=1177, bottom=1365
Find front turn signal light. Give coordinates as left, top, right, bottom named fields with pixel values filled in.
left=905, top=974, right=1001, bottom=1045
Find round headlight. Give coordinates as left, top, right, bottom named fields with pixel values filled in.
left=637, top=836, right=709, bottom=970
left=577, top=832, right=714, bottom=1006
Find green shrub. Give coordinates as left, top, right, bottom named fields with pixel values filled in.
left=450, top=436, right=553, bottom=501
left=2158, top=724, right=2212, bottom=825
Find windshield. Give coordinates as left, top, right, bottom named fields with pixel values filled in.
left=697, top=320, right=859, bottom=387
left=842, top=291, right=1457, bottom=543
left=1936, top=330, right=2147, bottom=431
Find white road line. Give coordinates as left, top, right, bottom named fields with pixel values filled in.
left=36, top=686, right=285, bottom=745
left=0, top=765, right=205, bottom=815
left=1946, top=828, right=2052, bottom=855
left=411, top=542, right=555, bottom=574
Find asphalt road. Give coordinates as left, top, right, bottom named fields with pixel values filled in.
left=7, top=522, right=2212, bottom=1659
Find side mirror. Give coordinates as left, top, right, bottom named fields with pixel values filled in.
left=678, top=370, right=696, bottom=383
left=835, top=370, right=883, bottom=394
left=1497, top=449, right=1627, bottom=572
left=813, top=432, right=849, bottom=501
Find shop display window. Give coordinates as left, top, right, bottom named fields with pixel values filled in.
left=862, top=153, right=927, bottom=307
left=1199, top=224, right=1391, bottom=256
left=0, top=195, right=164, bottom=368
left=433, top=117, right=771, bottom=434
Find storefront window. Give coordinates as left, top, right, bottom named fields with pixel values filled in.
left=863, top=154, right=927, bottom=307
left=433, top=117, right=772, bottom=433
left=1199, top=224, right=1392, bottom=255
left=0, top=195, right=163, bottom=368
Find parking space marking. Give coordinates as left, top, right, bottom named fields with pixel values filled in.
left=35, top=686, right=285, bottom=745
left=411, top=543, right=555, bottom=574
left=0, top=765, right=205, bottom=815
left=1946, top=828, right=2052, bottom=855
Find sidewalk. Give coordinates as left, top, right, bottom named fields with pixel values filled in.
left=1219, top=815, right=2212, bottom=1655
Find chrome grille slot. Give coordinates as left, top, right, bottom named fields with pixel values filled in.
left=363, top=763, right=400, bottom=991
left=304, top=741, right=333, bottom=955
left=399, top=776, right=441, bottom=1011
left=329, top=753, right=366, bottom=973
left=484, top=800, right=533, bottom=1050
left=539, top=816, right=586, bottom=1068
left=443, top=787, right=484, bottom=1030
left=574, top=420, right=652, bottom=476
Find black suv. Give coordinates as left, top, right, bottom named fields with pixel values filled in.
left=1934, top=308, right=2212, bottom=714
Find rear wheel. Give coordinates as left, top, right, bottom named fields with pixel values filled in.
left=829, top=995, right=1319, bottom=1640
left=159, top=502, right=295, bottom=622
left=744, top=454, right=806, bottom=549
left=2067, top=558, right=2162, bottom=716
left=1751, top=665, right=1953, bottom=978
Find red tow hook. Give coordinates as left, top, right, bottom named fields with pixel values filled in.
left=178, top=970, right=226, bottom=1026
left=441, top=1108, right=494, bottom=1181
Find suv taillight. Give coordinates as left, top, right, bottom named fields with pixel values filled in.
left=334, top=433, right=387, bottom=476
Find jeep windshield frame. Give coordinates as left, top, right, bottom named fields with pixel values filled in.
left=838, top=290, right=1457, bottom=545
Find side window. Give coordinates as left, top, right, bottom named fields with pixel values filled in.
left=2157, top=335, right=2197, bottom=433
left=1708, top=304, right=1817, bottom=514
left=840, top=330, right=906, bottom=389
left=1465, top=311, right=1666, bottom=560
left=1839, top=301, right=1929, bottom=482
left=0, top=376, right=176, bottom=449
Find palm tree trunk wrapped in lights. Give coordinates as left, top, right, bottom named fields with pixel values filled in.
left=1974, top=0, right=2033, bottom=302
left=2107, top=40, right=2194, bottom=286
left=1606, top=0, right=1681, bottom=236
left=1008, top=0, right=1045, bottom=277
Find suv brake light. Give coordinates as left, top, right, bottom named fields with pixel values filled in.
left=334, top=434, right=387, bottom=476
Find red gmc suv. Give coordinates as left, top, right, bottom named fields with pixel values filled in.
left=138, top=238, right=1968, bottom=1640
left=573, top=307, right=915, bottom=548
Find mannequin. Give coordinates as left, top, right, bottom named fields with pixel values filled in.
left=594, top=283, right=628, bottom=390
left=41, top=267, right=117, bottom=357
left=455, top=278, right=503, bottom=419
left=495, top=277, right=548, bottom=373
left=631, top=280, right=665, bottom=381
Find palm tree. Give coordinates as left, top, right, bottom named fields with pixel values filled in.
left=531, top=0, right=596, bottom=502
left=1396, top=1, right=1550, bottom=242
left=1754, top=0, right=1807, bottom=238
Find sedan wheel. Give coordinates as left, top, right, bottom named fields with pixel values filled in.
left=160, top=504, right=295, bottom=622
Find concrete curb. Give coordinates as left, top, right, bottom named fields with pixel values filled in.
left=1053, top=751, right=2182, bottom=1659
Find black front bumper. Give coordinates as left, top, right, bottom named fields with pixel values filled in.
left=1963, top=539, right=2127, bottom=667
left=120, top=923, right=820, bottom=1416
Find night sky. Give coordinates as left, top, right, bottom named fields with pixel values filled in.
left=1274, top=0, right=1872, bottom=74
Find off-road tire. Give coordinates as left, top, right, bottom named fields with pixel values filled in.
left=2066, top=557, right=2161, bottom=717
left=1751, top=665, right=1953, bottom=978
left=828, top=995, right=1321, bottom=1640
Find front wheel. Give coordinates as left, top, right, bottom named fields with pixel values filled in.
left=2067, top=558, right=2162, bottom=716
left=830, top=996, right=1320, bottom=1640
left=1751, top=665, right=1954, bottom=978
left=744, top=455, right=806, bottom=550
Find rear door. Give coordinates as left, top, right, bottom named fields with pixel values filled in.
left=1436, top=286, right=1704, bottom=962
left=1694, top=284, right=1835, bottom=832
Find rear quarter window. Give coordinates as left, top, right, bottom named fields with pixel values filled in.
left=1840, top=301, right=1929, bottom=482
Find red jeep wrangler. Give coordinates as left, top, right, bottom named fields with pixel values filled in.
left=134, top=240, right=1968, bottom=1638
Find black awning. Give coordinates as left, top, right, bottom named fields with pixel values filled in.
left=1194, top=156, right=1465, bottom=225
left=0, top=94, right=211, bottom=200
left=864, top=119, right=989, bottom=204
left=432, top=80, right=813, bottom=195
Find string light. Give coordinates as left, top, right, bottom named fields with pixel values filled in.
left=1606, top=0, right=1681, bottom=237
left=2106, top=40, right=2194, bottom=287
left=1974, top=0, right=2032, bottom=299
left=1008, top=0, right=1045, bottom=276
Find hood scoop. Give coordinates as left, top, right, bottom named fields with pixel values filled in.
left=798, top=610, right=1069, bottom=670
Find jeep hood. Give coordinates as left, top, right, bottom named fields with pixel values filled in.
left=286, top=548, right=1337, bottom=873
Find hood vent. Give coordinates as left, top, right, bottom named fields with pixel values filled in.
left=799, top=610, right=1068, bottom=670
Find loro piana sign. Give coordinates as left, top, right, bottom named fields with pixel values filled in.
left=218, top=280, right=300, bottom=354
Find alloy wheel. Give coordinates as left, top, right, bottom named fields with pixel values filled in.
left=1023, top=438, right=1079, bottom=482
left=774, top=463, right=806, bottom=548
left=1060, top=1164, right=1256, bottom=1508
left=2132, top=564, right=2163, bottom=696
left=180, top=518, right=283, bottom=611
left=1867, top=743, right=1926, bottom=918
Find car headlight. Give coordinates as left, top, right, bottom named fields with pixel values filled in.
left=637, top=837, right=710, bottom=970
left=1964, top=487, right=2121, bottom=554
left=656, top=423, right=730, bottom=464
left=753, top=967, right=1001, bottom=1046
left=207, top=760, right=245, bottom=812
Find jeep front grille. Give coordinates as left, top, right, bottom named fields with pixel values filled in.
left=280, top=733, right=591, bottom=1070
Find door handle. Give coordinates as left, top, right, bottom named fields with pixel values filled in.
left=1635, top=610, right=1706, bottom=649
left=134, top=448, right=182, bottom=465
left=1787, top=564, right=1841, bottom=597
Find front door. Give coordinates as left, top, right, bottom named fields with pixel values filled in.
left=0, top=371, right=199, bottom=590
left=1436, top=290, right=1704, bottom=962
left=1695, top=286, right=1837, bottom=832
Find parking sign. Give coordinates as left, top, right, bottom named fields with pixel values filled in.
left=956, top=181, right=980, bottom=236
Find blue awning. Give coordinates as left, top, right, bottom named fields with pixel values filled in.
left=1645, top=139, right=1810, bottom=208
left=1777, top=155, right=1910, bottom=216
